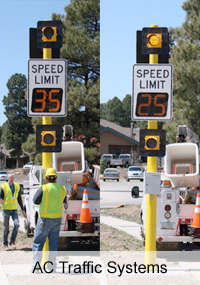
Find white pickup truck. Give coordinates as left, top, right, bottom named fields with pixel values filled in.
left=24, top=141, right=100, bottom=249
left=110, top=154, right=132, bottom=168
left=100, top=154, right=118, bottom=168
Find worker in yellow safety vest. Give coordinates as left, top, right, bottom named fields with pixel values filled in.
left=32, top=168, right=67, bottom=273
left=0, top=174, right=26, bottom=248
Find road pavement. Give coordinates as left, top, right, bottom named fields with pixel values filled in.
left=100, top=178, right=144, bottom=208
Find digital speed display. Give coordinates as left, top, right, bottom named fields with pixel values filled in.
left=28, top=59, right=67, bottom=117
left=135, top=93, right=168, bottom=117
left=132, top=64, right=173, bottom=121
left=31, top=88, right=63, bottom=113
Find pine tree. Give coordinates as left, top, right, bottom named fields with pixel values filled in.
left=59, top=0, right=100, bottom=149
left=164, top=0, right=200, bottom=142
left=2, top=73, right=33, bottom=167
left=23, top=0, right=100, bottom=166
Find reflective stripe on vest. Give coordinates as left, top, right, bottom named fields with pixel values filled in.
left=2, top=183, right=20, bottom=210
left=39, top=183, right=66, bottom=218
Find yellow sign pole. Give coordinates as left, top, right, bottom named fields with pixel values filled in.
left=145, top=25, right=158, bottom=264
left=41, top=47, right=52, bottom=263
left=42, top=47, right=52, bottom=169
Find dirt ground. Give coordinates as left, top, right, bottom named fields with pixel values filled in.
left=9, top=168, right=30, bottom=181
left=101, top=204, right=142, bottom=224
left=0, top=220, right=33, bottom=251
left=100, top=223, right=144, bottom=251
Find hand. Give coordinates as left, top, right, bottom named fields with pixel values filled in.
left=22, top=210, right=26, bottom=218
left=0, top=199, right=5, bottom=204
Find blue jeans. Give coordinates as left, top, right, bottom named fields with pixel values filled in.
left=32, top=217, right=61, bottom=271
left=3, top=209, right=20, bottom=246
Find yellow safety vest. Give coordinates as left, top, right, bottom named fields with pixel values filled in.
left=39, top=183, right=66, bottom=218
left=2, top=183, right=20, bottom=210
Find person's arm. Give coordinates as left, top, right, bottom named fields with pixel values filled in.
left=17, top=191, right=24, bottom=211
left=17, top=191, right=26, bottom=217
left=0, top=187, right=4, bottom=199
left=33, top=187, right=43, bottom=205
left=0, top=187, right=5, bottom=204
left=63, top=190, right=68, bottom=209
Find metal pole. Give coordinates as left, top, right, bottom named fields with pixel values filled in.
left=41, top=47, right=52, bottom=262
left=42, top=48, right=52, bottom=169
left=1, top=146, right=2, bottom=170
left=131, top=123, right=134, bottom=165
left=4, top=145, right=6, bottom=169
left=3, top=144, right=6, bottom=169
left=145, top=25, right=158, bottom=264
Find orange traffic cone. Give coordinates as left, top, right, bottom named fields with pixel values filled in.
left=77, top=189, right=94, bottom=233
left=79, top=189, right=92, bottom=223
left=192, top=193, right=200, bottom=228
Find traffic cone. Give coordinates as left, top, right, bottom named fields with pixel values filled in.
left=79, top=189, right=92, bottom=223
left=77, top=189, right=94, bottom=233
left=192, top=193, right=200, bottom=228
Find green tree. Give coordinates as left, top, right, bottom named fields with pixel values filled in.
left=164, top=0, right=200, bottom=142
left=121, top=94, right=131, bottom=127
left=100, top=103, right=107, bottom=120
left=53, top=0, right=100, bottom=147
left=101, top=95, right=134, bottom=128
left=2, top=73, right=33, bottom=167
left=100, top=159, right=106, bottom=174
left=60, top=0, right=100, bottom=84
left=84, top=146, right=100, bottom=166
left=105, top=97, right=124, bottom=125
left=22, top=133, right=42, bottom=164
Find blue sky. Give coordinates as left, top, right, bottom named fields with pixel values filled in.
left=0, top=0, right=70, bottom=126
left=100, top=0, right=186, bottom=104
left=0, top=0, right=186, bottom=126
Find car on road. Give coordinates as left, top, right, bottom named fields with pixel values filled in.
left=103, top=168, right=119, bottom=182
left=23, top=162, right=33, bottom=169
left=126, top=166, right=143, bottom=182
left=0, top=171, right=8, bottom=181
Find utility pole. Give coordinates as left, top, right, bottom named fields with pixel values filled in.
left=131, top=123, right=134, bottom=165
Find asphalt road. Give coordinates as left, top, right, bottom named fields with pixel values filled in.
left=100, top=178, right=144, bottom=208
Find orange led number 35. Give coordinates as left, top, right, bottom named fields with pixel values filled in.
left=31, top=88, right=63, bottom=113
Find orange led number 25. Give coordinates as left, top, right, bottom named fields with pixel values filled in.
left=138, top=94, right=166, bottom=116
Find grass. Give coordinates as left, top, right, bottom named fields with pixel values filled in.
left=100, top=223, right=144, bottom=251
left=100, top=204, right=142, bottom=224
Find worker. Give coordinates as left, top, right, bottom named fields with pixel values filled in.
left=0, top=174, right=26, bottom=248
left=32, top=168, right=67, bottom=273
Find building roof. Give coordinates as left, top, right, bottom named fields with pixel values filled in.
left=100, top=119, right=139, bottom=145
